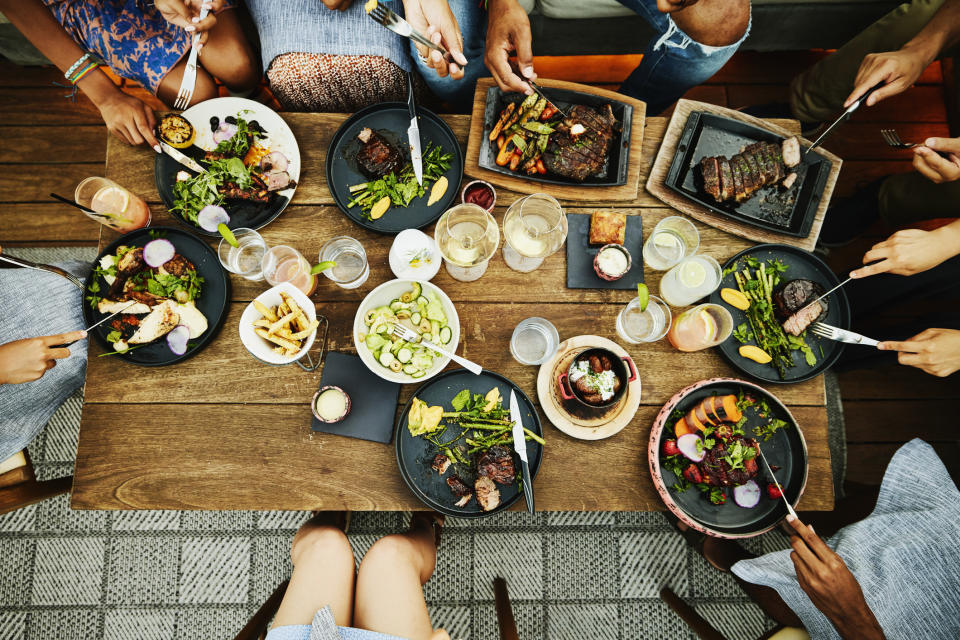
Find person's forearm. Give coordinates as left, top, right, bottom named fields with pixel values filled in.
left=900, top=0, right=960, bottom=66
left=931, top=219, right=960, bottom=263
left=831, top=601, right=886, bottom=640
left=0, top=0, right=119, bottom=104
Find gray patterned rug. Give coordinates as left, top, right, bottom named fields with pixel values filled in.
left=0, top=247, right=846, bottom=640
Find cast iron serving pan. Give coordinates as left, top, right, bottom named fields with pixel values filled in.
left=665, top=111, right=832, bottom=237
left=395, top=369, right=543, bottom=518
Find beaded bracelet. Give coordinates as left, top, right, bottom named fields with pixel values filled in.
left=64, top=52, right=92, bottom=80
left=70, top=61, right=99, bottom=85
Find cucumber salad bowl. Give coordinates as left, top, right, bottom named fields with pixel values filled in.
left=353, top=279, right=460, bottom=383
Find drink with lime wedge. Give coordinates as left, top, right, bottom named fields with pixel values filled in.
left=642, top=216, right=699, bottom=271
left=75, top=177, right=151, bottom=232
left=616, top=293, right=671, bottom=344
left=660, top=254, right=722, bottom=307
left=667, top=303, right=733, bottom=351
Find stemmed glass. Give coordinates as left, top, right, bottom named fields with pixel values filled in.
left=501, top=193, right=568, bottom=272
left=434, top=203, right=500, bottom=282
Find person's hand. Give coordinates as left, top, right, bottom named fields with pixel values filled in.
left=0, top=331, right=87, bottom=385
left=485, top=0, right=535, bottom=94
left=844, top=48, right=931, bottom=108
left=155, top=0, right=222, bottom=45
left=429, top=630, right=450, bottom=640
left=850, top=228, right=956, bottom=278
left=879, top=328, right=960, bottom=377
left=403, top=0, right=468, bottom=79
left=786, top=516, right=886, bottom=639
left=913, top=137, right=960, bottom=184
left=96, top=91, right=160, bottom=150
left=656, top=0, right=701, bottom=12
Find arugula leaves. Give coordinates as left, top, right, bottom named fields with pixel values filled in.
left=347, top=142, right=453, bottom=217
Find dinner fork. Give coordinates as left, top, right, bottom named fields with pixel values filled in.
left=880, top=128, right=916, bottom=149
left=367, top=3, right=463, bottom=67
left=0, top=250, right=84, bottom=290
left=810, top=322, right=879, bottom=348
left=174, top=5, right=210, bottom=110
left=390, top=323, right=482, bottom=375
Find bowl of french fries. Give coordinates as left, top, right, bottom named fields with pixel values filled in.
left=239, top=283, right=320, bottom=365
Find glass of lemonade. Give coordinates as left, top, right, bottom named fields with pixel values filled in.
left=616, top=295, right=671, bottom=344
left=75, top=177, right=151, bottom=232
left=642, top=216, right=699, bottom=271
left=659, top=255, right=722, bottom=307
left=434, top=203, right=500, bottom=282
left=667, top=303, right=734, bottom=352
left=510, top=317, right=560, bottom=365
left=262, top=245, right=316, bottom=296
left=319, top=236, right=370, bottom=289
left=218, top=228, right=267, bottom=281
left=502, top=193, right=568, bottom=272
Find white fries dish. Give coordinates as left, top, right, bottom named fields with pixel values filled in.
left=240, top=283, right=318, bottom=365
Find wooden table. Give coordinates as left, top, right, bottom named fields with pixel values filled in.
left=72, top=113, right=834, bottom=512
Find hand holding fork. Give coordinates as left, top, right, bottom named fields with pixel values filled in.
left=169, top=1, right=213, bottom=109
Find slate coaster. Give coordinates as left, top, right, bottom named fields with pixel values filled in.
left=565, top=212, right=644, bottom=289
left=310, top=351, right=401, bottom=444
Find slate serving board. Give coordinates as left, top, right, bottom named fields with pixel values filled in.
left=310, top=352, right=401, bottom=444
left=565, top=213, right=644, bottom=290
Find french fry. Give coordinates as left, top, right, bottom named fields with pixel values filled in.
left=289, top=319, right=319, bottom=341
left=285, top=297, right=306, bottom=331
left=252, top=318, right=271, bottom=328
left=267, top=311, right=297, bottom=335
left=255, top=327, right=300, bottom=352
left=253, top=300, right=277, bottom=322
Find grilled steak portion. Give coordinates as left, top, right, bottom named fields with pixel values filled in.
left=543, top=104, right=617, bottom=182
left=477, top=446, right=515, bottom=485
left=699, top=139, right=800, bottom=204
left=701, top=156, right=720, bottom=200
left=356, top=127, right=403, bottom=179
left=432, top=453, right=451, bottom=475
left=774, top=278, right=828, bottom=336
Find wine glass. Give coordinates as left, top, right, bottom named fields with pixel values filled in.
left=434, top=203, right=500, bottom=282
left=501, top=193, right=568, bottom=272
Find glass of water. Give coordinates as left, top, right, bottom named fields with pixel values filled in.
left=319, top=236, right=370, bottom=289
left=510, top=317, right=560, bottom=365
left=642, top=216, right=700, bottom=271
left=660, top=255, right=722, bottom=307
left=218, top=228, right=267, bottom=281
left=616, top=295, right=671, bottom=344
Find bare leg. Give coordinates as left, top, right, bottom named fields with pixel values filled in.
left=195, top=9, right=260, bottom=92
left=157, top=64, right=219, bottom=108
left=271, top=518, right=356, bottom=629
left=353, top=514, right=442, bottom=640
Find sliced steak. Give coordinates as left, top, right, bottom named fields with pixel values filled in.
left=718, top=158, right=735, bottom=201
left=477, top=446, right=515, bottom=485
left=773, top=278, right=828, bottom=336
left=446, top=475, right=473, bottom=507
left=730, top=158, right=746, bottom=202
left=700, top=156, right=721, bottom=201
left=782, top=136, right=802, bottom=168
left=356, top=127, right=404, bottom=179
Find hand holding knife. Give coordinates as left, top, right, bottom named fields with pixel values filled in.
left=510, top=390, right=535, bottom=514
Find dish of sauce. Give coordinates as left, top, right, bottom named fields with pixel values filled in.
left=314, top=386, right=350, bottom=422
left=462, top=181, right=495, bottom=211
left=595, top=245, right=631, bottom=280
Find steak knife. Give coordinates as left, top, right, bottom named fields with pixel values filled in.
left=406, top=72, right=423, bottom=186
left=804, top=82, right=883, bottom=157
left=756, top=444, right=797, bottom=520
left=527, top=78, right=568, bottom=119
left=510, top=390, right=535, bottom=514
left=159, top=141, right=205, bottom=174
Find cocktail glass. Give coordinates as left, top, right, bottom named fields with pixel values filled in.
left=642, top=216, right=699, bottom=271
left=262, top=245, right=316, bottom=296
left=218, top=228, right=267, bottom=281
left=616, top=295, right=671, bottom=344
left=75, top=177, right=151, bottom=232
left=659, top=255, right=722, bottom=307
left=667, top=303, right=734, bottom=352
left=319, top=236, right=369, bottom=289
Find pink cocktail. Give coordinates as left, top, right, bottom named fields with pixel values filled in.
left=75, top=177, right=151, bottom=232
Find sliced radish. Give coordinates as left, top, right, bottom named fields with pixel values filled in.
left=143, top=238, right=176, bottom=267
left=733, top=480, right=761, bottom=508
left=213, top=123, right=238, bottom=143
left=260, top=151, right=289, bottom=173
left=166, top=324, right=190, bottom=355
left=198, top=205, right=230, bottom=232
left=676, top=433, right=705, bottom=462
left=265, top=171, right=291, bottom=192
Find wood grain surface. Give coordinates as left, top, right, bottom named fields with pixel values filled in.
left=464, top=78, right=647, bottom=201
left=645, top=99, right=842, bottom=251
left=74, top=111, right=835, bottom=512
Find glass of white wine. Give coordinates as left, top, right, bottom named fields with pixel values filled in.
left=501, top=193, right=568, bottom=272
left=434, top=203, right=500, bottom=281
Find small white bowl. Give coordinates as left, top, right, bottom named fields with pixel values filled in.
left=240, top=283, right=317, bottom=365
left=353, top=279, right=460, bottom=384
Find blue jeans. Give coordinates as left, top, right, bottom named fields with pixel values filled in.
left=413, top=0, right=750, bottom=115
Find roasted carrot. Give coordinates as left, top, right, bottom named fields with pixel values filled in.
left=674, top=417, right=694, bottom=437
left=495, top=142, right=513, bottom=166
left=536, top=158, right=547, bottom=174
left=497, top=134, right=506, bottom=149
left=488, top=102, right=515, bottom=141
left=509, top=149, right=522, bottom=171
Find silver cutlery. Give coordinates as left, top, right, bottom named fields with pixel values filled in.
left=367, top=3, right=464, bottom=67
left=801, top=276, right=852, bottom=312
left=756, top=444, right=797, bottom=520
left=390, top=323, right=482, bottom=375
left=50, top=301, right=141, bottom=348
left=810, top=322, right=879, bottom=348
left=406, top=72, right=423, bottom=186
left=159, top=140, right=205, bottom=174
left=880, top=128, right=950, bottom=157
left=0, top=251, right=84, bottom=290
left=805, top=82, right=883, bottom=157
left=510, top=390, right=535, bottom=514
left=174, top=5, right=210, bottom=110
left=526, top=78, right=568, bottom=119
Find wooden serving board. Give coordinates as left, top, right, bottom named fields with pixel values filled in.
left=646, top=99, right=843, bottom=251
left=536, top=335, right=642, bottom=440
left=465, top=78, right=646, bottom=201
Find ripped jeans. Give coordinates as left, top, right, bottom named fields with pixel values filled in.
left=413, top=0, right=750, bottom=115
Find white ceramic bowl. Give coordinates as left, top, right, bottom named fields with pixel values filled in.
left=353, top=279, right=460, bottom=383
left=240, top=283, right=317, bottom=365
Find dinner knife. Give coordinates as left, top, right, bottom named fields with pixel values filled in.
left=526, top=78, right=569, bottom=119
left=159, top=140, right=205, bottom=174
left=406, top=72, right=423, bottom=187
left=50, top=300, right=140, bottom=348
left=804, top=82, right=883, bottom=157
left=756, top=444, right=797, bottom=520
left=510, top=390, right=535, bottom=514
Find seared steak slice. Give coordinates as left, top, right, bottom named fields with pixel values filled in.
left=477, top=446, right=515, bottom=485
left=743, top=152, right=764, bottom=190
left=730, top=158, right=746, bottom=202
left=446, top=474, right=473, bottom=507
left=773, top=278, right=828, bottom=335
left=735, top=155, right=756, bottom=196
left=475, top=476, right=501, bottom=511
left=701, top=156, right=721, bottom=200
left=356, top=127, right=404, bottom=179
left=718, top=158, right=735, bottom=201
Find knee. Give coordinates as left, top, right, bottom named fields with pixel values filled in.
left=681, top=0, right=750, bottom=48
left=360, top=534, right=419, bottom=571
left=291, top=525, right=353, bottom=569
left=218, top=53, right=261, bottom=91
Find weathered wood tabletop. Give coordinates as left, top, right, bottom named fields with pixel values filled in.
left=72, top=112, right=834, bottom=512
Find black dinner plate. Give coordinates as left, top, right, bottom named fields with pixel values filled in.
left=395, top=369, right=543, bottom=518
left=82, top=226, right=230, bottom=366
left=651, top=379, right=808, bottom=537
left=710, top=244, right=849, bottom=384
left=664, top=111, right=832, bottom=237
left=326, top=102, right=464, bottom=234
left=478, top=86, right=633, bottom=186
left=154, top=151, right=292, bottom=236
